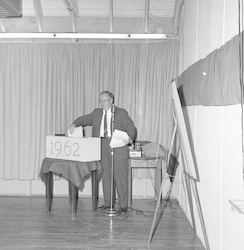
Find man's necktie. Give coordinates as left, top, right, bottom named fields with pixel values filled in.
left=104, top=111, right=108, bottom=138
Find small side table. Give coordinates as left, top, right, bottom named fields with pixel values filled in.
left=128, top=156, right=163, bottom=207
left=39, top=158, right=102, bottom=218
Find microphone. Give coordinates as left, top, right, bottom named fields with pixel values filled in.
left=111, top=104, right=116, bottom=114
left=111, top=105, right=116, bottom=123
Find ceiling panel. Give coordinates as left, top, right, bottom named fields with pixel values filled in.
left=0, top=0, right=179, bottom=39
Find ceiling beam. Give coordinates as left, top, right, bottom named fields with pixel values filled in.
left=33, top=0, right=43, bottom=32
left=67, top=0, right=79, bottom=16
left=62, top=0, right=79, bottom=33
left=144, top=0, right=150, bottom=33
left=109, top=0, right=113, bottom=33
left=173, top=0, right=184, bottom=36
left=0, top=19, right=6, bottom=32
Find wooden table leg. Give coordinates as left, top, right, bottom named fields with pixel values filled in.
left=69, top=181, right=78, bottom=218
left=91, top=170, right=98, bottom=211
left=68, top=180, right=72, bottom=207
left=45, top=171, right=53, bottom=212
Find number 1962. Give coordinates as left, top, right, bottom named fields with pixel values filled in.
left=50, top=140, right=80, bottom=157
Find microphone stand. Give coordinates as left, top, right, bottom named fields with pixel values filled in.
left=103, top=106, right=120, bottom=217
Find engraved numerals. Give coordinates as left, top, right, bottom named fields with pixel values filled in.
left=50, top=140, right=80, bottom=157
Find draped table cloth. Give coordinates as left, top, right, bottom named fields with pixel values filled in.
left=39, top=157, right=102, bottom=217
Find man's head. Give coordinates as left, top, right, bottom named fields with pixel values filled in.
left=99, top=91, right=114, bottom=111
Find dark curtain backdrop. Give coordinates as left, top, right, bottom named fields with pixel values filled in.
left=177, top=31, right=244, bottom=106
left=0, top=41, right=179, bottom=180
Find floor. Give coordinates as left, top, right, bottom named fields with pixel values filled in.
left=0, top=196, right=206, bottom=250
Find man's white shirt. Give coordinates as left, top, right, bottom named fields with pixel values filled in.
left=100, top=108, right=112, bottom=138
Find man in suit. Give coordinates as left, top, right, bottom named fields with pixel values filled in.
left=68, top=91, right=137, bottom=213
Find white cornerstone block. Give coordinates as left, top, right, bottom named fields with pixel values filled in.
left=46, top=136, right=101, bottom=162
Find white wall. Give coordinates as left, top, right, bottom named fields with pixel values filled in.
left=0, top=177, right=171, bottom=198
left=0, top=168, right=173, bottom=205
left=178, top=0, right=244, bottom=250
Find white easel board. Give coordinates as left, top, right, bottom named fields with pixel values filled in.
left=172, top=81, right=199, bottom=180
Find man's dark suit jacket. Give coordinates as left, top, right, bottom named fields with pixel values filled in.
left=72, top=106, right=137, bottom=160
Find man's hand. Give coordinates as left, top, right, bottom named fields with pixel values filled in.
left=68, top=124, right=76, bottom=134
left=123, top=137, right=132, bottom=146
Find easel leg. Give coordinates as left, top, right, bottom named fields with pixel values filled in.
left=148, top=120, right=178, bottom=246
left=154, top=160, right=162, bottom=201
left=184, top=173, right=196, bottom=231
left=148, top=168, right=166, bottom=246
left=190, top=178, right=210, bottom=250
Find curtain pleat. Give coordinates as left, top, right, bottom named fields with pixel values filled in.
left=0, top=41, right=179, bottom=180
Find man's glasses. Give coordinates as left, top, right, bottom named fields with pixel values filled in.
left=99, top=98, right=111, bottom=104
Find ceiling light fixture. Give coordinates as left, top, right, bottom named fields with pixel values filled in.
left=0, top=33, right=167, bottom=40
